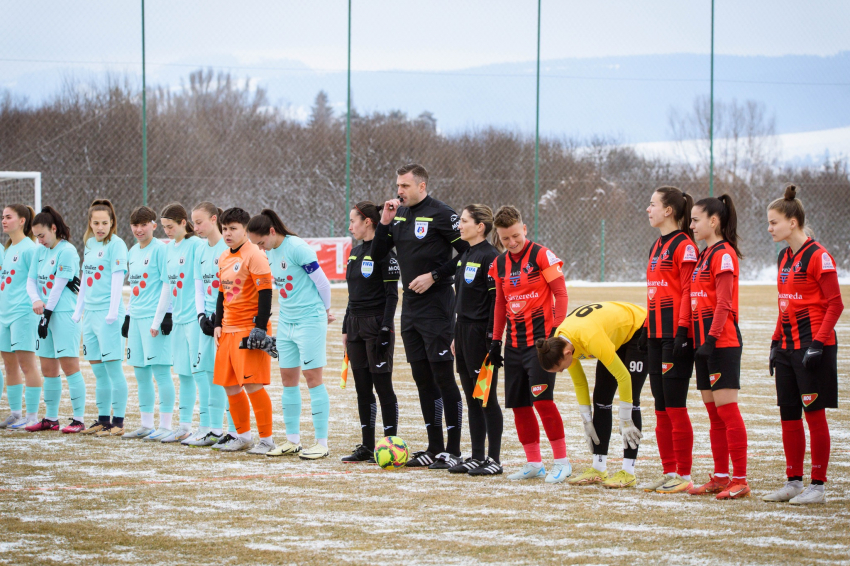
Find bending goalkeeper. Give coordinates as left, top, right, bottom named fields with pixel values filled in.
left=535, top=301, right=649, bottom=489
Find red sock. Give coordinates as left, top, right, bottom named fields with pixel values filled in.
left=805, top=409, right=830, bottom=483
left=655, top=410, right=676, bottom=474
left=533, top=400, right=567, bottom=459
left=228, top=390, right=251, bottom=435
left=705, top=402, right=729, bottom=475
left=247, top=388, right=273, bottom=439
left=781, top=419, right=806, bottom=479
left=513, top=406, right=541, bottom=462
left=666, top=407, right=693, bottom=476
left=717, top=402, right=747, bottom=478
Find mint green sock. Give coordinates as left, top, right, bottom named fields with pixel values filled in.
left=43, top=377, right=63, bottom=420
left=208, top=372, right=227, bottom=432
left=7, top=383, right=23, bottom=413
left=0, top=365, right=4, bottom=404
left=309, top=384, right=330, bottom=442
left=64, top=371, right=86, bottom=421
left=282, top=386, right=302, bottom=436
left=194, top=371, right=210, bottom=428
left=152, top=365, right=175, bottom=414
left=134, top=366, right=155, bottom=414
left=226, top=408, right=236, bottom=433
left=91, top=363, right=111, bottom=418
left=178, top=374, right=196, bottom=425
left=103, top=360, right=127, bottom=418
left=25, top=386, right=42, bottom=418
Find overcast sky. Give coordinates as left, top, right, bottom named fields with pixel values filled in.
left=2, top=0, right=848, bottom=76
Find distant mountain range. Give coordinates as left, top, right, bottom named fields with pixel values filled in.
left=6, top=52, right=850, bottom=144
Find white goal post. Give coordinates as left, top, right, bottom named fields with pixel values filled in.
left=0, top=171, right=42, bottom=211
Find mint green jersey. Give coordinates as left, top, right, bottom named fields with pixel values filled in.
left=266, top=235, right=325, bottom=321
left=195, top=236, right=228, bottom=315
left=128, top=238, right=169, bottom=317
left=28, top=239, right=80, bottom=313
left=0, top=238, right=37, bottom=319
left=165, top=236, right=203, bottom=324
left=82, top=236, right=128, bottom=310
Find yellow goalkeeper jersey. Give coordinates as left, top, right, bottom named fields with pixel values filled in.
left=552, top=301, right=647, bottom=405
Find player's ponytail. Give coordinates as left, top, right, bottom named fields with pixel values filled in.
left=695, top=194, right=742, bottom=259
left=160, top=203, right=195, bottom=238
left=352, top=201, right=381, bottom=228
left=2, top=203, right=35, bottom=248
left=33, top=205, right=71, bottom=241
left=193, top=201, right=223, bottom=233
left=84, top=199, right=118, bottom=245
left=246, top=209, right=298, bottom=238
left=535, top=337, right=569, bottom=372
left=655, top=186, right=694, bottom=241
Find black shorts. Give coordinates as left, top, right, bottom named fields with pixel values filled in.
left=695, top=346, right=742, bottom=391
left=647, top=337, right=694, bottom=380
left=594, top=332, right=648, bottom=403
left=774, top=345, right=838, bottom=411
left=400, top=286, right=455, bottom=363
left=504, top=344, right=556, bottom=408
left=455, top=320, right=489, bottom=377
left=346, top=314, right=394, bottom=374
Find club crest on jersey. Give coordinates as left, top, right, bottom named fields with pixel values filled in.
left=780, top=299, right=789, bottom=312
left=709, top=373, right=721, bottom=387
left=509, top=300, right=526, bottom=314
left=802, top=393, right=818, bottom=407
left=794, top=261, right=802, bottom=272
left=361, top=259, right=374, bottom=278
left=683, top=245, right=697, bottom=261
left=280, top=260, right=287, bottom=270
left=214, top=258, right=219, bottom=266
left=50, top=259, right=55, bottom=266
left=662, top=363, right=674, bottom=374
left=531, top=384, right=548, bottom=397
left=97, top=251, right=104, bottom=258
left=179, top=256, right=185, bottom=265
left=232, top=262, right=241, bottom=272
left=648, top=287, right=657, bottom=300
left=144, top=258, right=150, bottom=265
left=414, top=221, right=428, bottom=239
left=464, top=264, right=478, bottom=283
left=661, top=249, right=670, bottom=261
left=11, top=255, right=18, bottom=262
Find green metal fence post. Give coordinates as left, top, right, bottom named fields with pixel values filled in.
left=600, top=218, right=606, bottom=282
left=709, top=0, right=715, bottom=197
left=533, top=0, right=542, bottom=241
left=345, top=0, right=352, bottom=229
left=141, top=0, right=148, bottom=206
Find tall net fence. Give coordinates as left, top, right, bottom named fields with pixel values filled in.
left=1, top=2, right=848, bottom=280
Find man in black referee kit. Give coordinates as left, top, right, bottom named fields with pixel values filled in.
left=371, top=163, right=469, bottom=468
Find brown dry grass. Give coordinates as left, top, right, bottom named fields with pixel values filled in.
left=1, top=285, right=850, bottom=565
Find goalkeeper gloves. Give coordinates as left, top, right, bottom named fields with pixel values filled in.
left=38, top=310, right=52, bottom=340
left=579, top=405, right=600, bottom=454
left=619, top=402, right=643, bottom=450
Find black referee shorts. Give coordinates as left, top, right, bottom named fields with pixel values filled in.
left=774, top=345, right=838, bottom=412
left=346, top=314, right=394, bottom=374
left=504, top=344, right=556, bottom=408
left=400, top=285, right=455, bottom=363
left=454, top=320, right=489, bottom=377
left=695, top=346, right=742, bottom=391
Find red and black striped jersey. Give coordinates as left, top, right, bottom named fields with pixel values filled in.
left=490, top=241, right=564, bottom=348
left=775, top=238, right=838, bottom=349
left=645, top=230, right=697, bottom=339
left=690, top=241, right=741, bottom=348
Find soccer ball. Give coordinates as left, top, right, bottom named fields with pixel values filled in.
left=374, top=436, right=410, bottom=469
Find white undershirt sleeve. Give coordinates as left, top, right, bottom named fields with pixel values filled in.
left=152, top=283, right=172, bottom=328
left=105, top=270, right=125, bottom=324
left=194, top=279, right=205, bottom=316
left=307, top=267, right=332, bottom=311
left=27, top=277, right=41, bottom=304
left=44, top=278, right=69, bottom=311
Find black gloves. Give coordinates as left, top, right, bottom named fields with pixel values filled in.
left=198, top=313, right=216, bottom=337
left=161, top=313, right=173, bottom=336
left=66, top=276, right=81, bottom=294
left=121, top=315, right=130, bottom=338
left=672, top=326, right=690, bottom=358
left=694, top=335, right=717, bottom=361
left=803, top=340, right=823, bottom=370
left=769, top=339, right=779, bottom=376
left=488, top=340, right=504, bottom=369
left=38, top=310, right=53, bottom=339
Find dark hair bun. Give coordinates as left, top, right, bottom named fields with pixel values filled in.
left=535, top=338, right=548, bottom=352
left=784, top=184, right=797, bottom=201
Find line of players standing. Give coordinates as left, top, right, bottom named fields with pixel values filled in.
left=0, top=165, right=842, bottom=504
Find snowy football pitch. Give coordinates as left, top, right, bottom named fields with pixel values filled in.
left=1, top=285, right=849, bottom=565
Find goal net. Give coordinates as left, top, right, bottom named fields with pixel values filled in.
left=0, top=172, right=41, bottom=246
